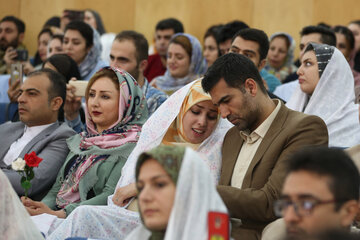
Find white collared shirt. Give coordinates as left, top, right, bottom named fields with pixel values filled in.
left=231, top=100, right=281, bottom=188
left=3, top=123, right=53, bottom=165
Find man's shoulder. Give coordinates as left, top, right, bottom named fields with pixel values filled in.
left=50, top=122, right=77, bottom=137
left=282, top=105, right=325, bottom=126
left=0, top=121, right=24, bottom=131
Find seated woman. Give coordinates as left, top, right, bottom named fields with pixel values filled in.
left=286, top=43, right=360, bottom=147
left=47, top=34, right=65, bottom=58
left=47, top=79, right=231, bottom=239
left=334, top=25, right=360, bottom=101
left=125, top=145, right=228, bottom=239
left=265, top=32, right=298, bottom=83
left=203, top=24, right=222, bottom=67
left=43, top=54, right=81, bottom=83
left=23, top=28, right=53, bottom=75
left=63, top=21, right=107, bottom=80
left=21, top=67, right=148, bottom=219
left=152, top=33, right=207, bottom=95
left=0, top=169, right=44, bottom=240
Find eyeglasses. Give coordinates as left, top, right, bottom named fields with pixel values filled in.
left=274, top=198, right=337, bottom=217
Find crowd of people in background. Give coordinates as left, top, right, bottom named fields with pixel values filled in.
left=1, top=8, right=360, bottom=240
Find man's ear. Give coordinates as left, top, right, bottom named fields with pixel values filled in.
left=139, top=59, right=148, bottom=73
left=244, top=78, right=258, bottom=96
left=51, top=96, right=63, bottom=111
left=339, top=200, right=359, bottom=227
left=18, top=33, right=24, bottom=44
left=258, top=59, right=267, bottom=71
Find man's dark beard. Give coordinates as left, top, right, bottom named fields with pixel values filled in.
left=0, top=35, right=19, bottom=51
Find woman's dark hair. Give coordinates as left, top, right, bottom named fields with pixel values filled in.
left=204, top=24, right=223, bottom=57
left=85, top=9, right=106, bottom=35
left=170, top=35, right=192, bottom=59
left=51, top=34, right=64, bottom=43
left=43, top=16, right=60, bottom=29
left=333, top=25, right=355, bottom=50
left=32, top=28, right=54, bottom=67
left=43, top=54, right=81, bottom=83
left=64, top=20, right=93, bottom=49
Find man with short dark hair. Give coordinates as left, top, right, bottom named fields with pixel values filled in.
left=272, top=147, right=359, bottom=240
left=229, top=28, right=281, bottom=93
left=0, top=69, right=76, bottom=200
left=218, top=20, right=249, bottom=56
left=144, top=18, right=184, bottom=81
left=110, top=30, right=167, bottom=115
left=0, top=15, right=27, bottom=74
left=202, top=53, right=328, bottom=240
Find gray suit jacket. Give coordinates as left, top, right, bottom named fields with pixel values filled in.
left=0, top=121, right=76, bottom=200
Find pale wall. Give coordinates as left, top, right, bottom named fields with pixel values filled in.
left=1, top=0, right=359, bottom=57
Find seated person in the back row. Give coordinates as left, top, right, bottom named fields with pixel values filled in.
left=0, top=15, right=27, bottom=74
left=262, top=147, right=359, bottom=240
left=0, top=69, right=76, bottom=200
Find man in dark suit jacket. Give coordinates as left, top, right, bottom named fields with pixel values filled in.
left=0, top=69, right=75, bottom=200
left=202, top=53, right=328, bottom=240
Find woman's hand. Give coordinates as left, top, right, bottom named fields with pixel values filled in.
left=7, top=77, right=21, bottom=103
left=112, top=183, right=137, bottom=207
left=21, top=197, right=66, bottom=218
left=64, top=78, right=82, bottom=121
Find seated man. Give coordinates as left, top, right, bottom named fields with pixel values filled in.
left=0, top=16, right=27, bottom=74
left=229, top=28, right=282, bottom=94
left=201, top=53, right=329, bottom=240
left=0, top=69, right=76, bottom=200
left=143, top=17, right=183, bottom=82
left=268, top=147, right=359, bottom=240
left=109, top=30, right=168, bottom=116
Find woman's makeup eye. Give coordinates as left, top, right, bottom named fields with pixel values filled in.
left=305, top=61, right=312, bottom=67
left=155, top=181, right=167, bottom=189
left=89, top=92, right=95, bottom=97
left=136, top=184, right=144, bottom=192
left=207, top=114, right=218, bottom=120
left=191, top=109, right=200, bottom=115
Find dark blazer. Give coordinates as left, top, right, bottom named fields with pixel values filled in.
left=0, top=121, right=76, bottom=200
left=217, top=102, right=328, bottom=240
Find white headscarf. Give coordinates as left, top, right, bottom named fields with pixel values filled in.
left=0, top=170, right=44, bottom=240
left=109, top=79, right=231, bottom=204
left=125, top=147, right=228, bottom=240
left=286, top=44, right=360, bottom=147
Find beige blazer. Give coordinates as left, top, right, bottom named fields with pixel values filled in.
left=217, top=102, right=328, bottom=240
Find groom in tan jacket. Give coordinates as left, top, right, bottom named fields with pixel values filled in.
left=202, top=53, right=328, bottom=240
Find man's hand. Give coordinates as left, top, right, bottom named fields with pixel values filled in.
left=7, top=77, right=21, bottom=103
left=3, top=47, right=17, bottom=66
left=64, top=78, right=82, bottom=121
left=112, top=183, right=137, bottom=207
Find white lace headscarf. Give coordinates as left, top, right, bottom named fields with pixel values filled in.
left=286, top=43, right=360, bottom=147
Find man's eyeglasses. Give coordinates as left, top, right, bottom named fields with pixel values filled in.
left=274, top=198, right=337, bottom=217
